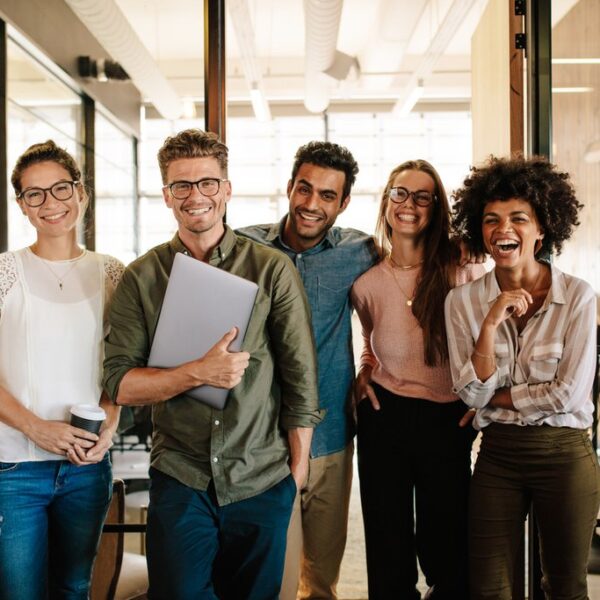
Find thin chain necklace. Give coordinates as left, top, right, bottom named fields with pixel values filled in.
left=388, top=257, right=418, bottom=306
left=389, top=255, right=424, bottom=271
left=30, top=246, right=86, bottom=291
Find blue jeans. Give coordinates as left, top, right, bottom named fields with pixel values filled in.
left=0, top=457, right=112, bottom=600
left=146, top=467, right=297, bottom=600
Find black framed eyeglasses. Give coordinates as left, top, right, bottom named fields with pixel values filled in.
left=18, top=181, right=79, bottom=207
left=164, top=178, right=228, bottom=200
left=388, top=186, right=436, bottom=207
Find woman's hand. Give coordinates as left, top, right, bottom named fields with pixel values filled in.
left=459, top=407, right=476, bottom=427
left=24, top=417, right=98, bottom=456
left=67, top=426, right=114, bottom=465
left=484, top=289, right=533, bottom=328
left=353, top=365, right=380, bottom=412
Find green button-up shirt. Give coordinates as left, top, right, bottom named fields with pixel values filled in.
left=103, top=227, right=322, bottom=505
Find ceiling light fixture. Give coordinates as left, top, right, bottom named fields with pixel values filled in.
left=250, top=84, right=272, bottom=122
left=393, top=79, right=425, bottom=117
left=552, top=58, right=600, bottom=65
left=552, top=87, right=594, bottom=93
left=228, top=0, right=272, bottom=122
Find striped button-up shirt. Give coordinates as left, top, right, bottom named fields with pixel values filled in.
left=445, top=265, right=597, bottom=430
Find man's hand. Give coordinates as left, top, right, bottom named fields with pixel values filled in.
left=24, top=418, right=98, bottom=456
left=195, top=328, right=250, bottom=389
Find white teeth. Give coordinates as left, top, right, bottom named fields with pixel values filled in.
left=187, top=207, right=211, bottom=215
left=43, top=212, right=67, bottom=222
left=398, top=214, right=417, bottom=223
left=298, top=211, right=321, bottom=222
left=494, top=239, right=519, bottom=251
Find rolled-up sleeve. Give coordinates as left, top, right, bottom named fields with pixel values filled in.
left=267, top=258, right=324, bottom=430
left=445, top=284, right=498, bottom=408
left=103, top=268, right=149, bottom=402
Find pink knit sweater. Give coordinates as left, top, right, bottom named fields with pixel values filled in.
left=351, top=259, right=485, bottom=403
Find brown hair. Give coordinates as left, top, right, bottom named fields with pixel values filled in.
left=157, top=129, right=228, bottom=184
left=11, top=140, right=88, bottom=214
left=376, top=159, right=459, bottom=366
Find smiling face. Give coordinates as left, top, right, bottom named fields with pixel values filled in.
left=482, top=198, right=544, bottom=269
left=283, top=163, right=349, bottom=252
left=18, top=161, right=83, bottom=239
left=163, top=156, right=231, bottom=240
left=384, top=169, right=434, bottom=244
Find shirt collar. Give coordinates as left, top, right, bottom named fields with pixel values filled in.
left=269, top=215, right=336, bottom=253
left=486, top=261, right=567, bottom=308
left=168, top=225, right=237, bottom=264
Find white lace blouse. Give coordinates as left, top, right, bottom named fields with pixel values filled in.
left=0, top=248, right=124, bottom=462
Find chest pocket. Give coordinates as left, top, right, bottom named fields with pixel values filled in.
left=317, top=276, right=350, bottom=313
left=528, top=341, right=563, bottom=383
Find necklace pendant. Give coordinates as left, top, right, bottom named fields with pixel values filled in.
left=59, top=282, right=63, bottom=291
left=406, top=299, right=412, bottom=306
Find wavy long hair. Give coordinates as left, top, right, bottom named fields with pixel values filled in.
left=375, top=159, right=459, bottom=366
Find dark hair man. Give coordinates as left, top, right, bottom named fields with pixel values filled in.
left=103, top=129, right=322, bottom=599
left=238, top=141, right=378, bottom=600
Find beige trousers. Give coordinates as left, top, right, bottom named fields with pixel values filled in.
left=280, top=443, right=354, bottom=600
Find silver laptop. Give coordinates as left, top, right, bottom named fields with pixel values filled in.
left=148, top=252, right=259, bottom=409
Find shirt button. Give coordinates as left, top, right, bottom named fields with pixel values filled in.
left=297, top=254, right=302, bottom=259
left=214, top=420, right=220, bottom=426
left=213, top=457, right=218, bottom=463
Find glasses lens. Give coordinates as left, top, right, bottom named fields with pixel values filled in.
left=170, top=182, right=193, bottom=199
left=51, top=182, right=74, bottom=200
left=414, top=192, right=433, bottom=206
left=390, top=187, right=408, bottom=203
left=198, top=179, right=219, bottom=196
left=23, top=189, right=45, bottom=206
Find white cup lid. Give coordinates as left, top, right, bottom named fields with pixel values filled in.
left=70, top=404, right=106, bottom=421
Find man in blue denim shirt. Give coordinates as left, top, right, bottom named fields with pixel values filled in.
left=238, top=141, right=378, bottom=600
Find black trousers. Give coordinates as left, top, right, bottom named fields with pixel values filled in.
left=357, top=383, right=475, bottom=600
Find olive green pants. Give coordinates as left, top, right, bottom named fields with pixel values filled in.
left=470, top=424, right=600, bottom=600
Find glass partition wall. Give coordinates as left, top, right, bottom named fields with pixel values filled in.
left=6, top=38, right=82, bottom=250
left=4, top=31, right=137, bottom=258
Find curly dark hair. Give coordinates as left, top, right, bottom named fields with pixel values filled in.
left=452, top=155, right=583, bottom=256
left=290, top=141, right=358, bottom=202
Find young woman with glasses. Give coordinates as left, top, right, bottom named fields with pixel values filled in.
left=351, top=160, right=484, bottom=599
left=0, top=140, right=124, bottom=600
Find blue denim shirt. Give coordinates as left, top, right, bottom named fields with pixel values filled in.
left=238, top=218, right=378, bottom=457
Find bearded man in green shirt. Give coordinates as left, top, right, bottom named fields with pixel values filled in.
left=103, top=129, right=322, bottom=600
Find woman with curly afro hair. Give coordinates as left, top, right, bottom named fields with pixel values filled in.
left=445, top=155, right=599, bottom=599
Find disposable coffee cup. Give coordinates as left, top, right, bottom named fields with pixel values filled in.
left=70, top=404, right=106, bottom=435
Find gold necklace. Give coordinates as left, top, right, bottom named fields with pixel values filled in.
left=389, top=256, right=424, bottom=271
left=31, top=247, right=86, bottom=291
left=389, top=258, right=417, bottom=306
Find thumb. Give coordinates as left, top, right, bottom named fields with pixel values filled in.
left=218, top=327, right=238, bottom=348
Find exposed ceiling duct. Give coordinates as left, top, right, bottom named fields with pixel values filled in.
left=303, top=0, right=343, bottom=113
left=64, top=0, right=183, bottom=120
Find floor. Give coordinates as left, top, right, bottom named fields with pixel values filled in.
left=112, top=446, right=600, bottom=600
